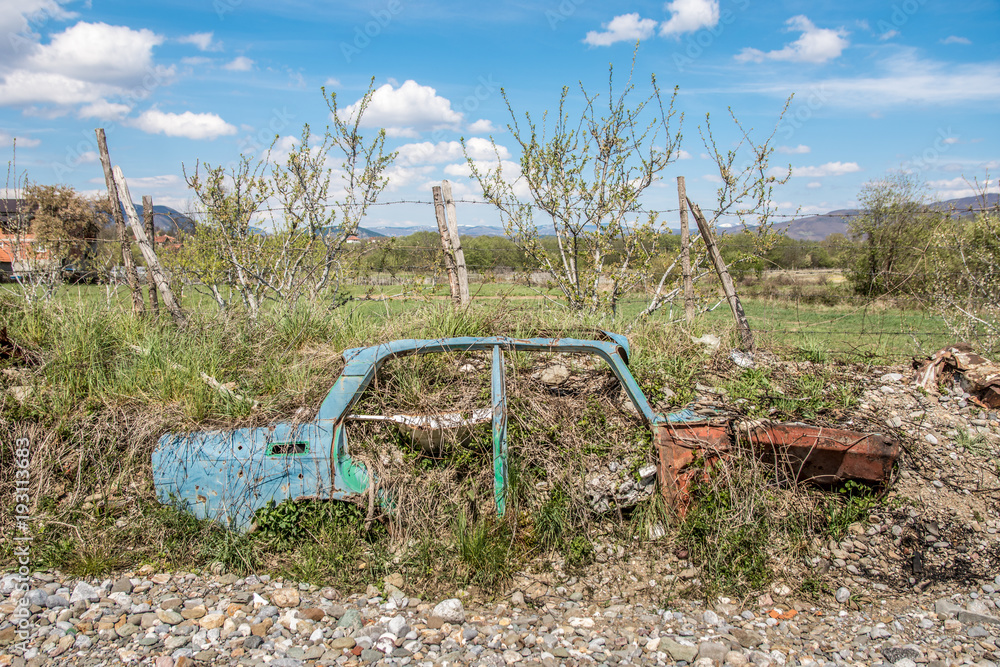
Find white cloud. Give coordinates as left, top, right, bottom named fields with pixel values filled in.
left=938, top=158, right=1000, bottom=173
left=106, top=174, right=182, bottom=189
left=77, top=99, right=131, bottom=120
left=0, top=0, right=76, bottom=59
left=0, top=131, right=41, bottom=148
left=223, top=56, right=254, bottom=72
left=468, top=118, right=497, bottom=133
left=28, top=22, right=164, bottom=85
left=660, top=0, right=719, bottom=37
left=677, top=149, right=693, bottom=159
left=928, top=176, right=997, bottom=200
left=878, top=29, right=898, bottom=41
left=422, top=179, right=482, bottom=202
left=941, top=36, right=971, bottom=45
left=770, top=161, right=861, bottom=178
left=178, top=32, right=219, bottom=51
left=747, top=51, right=1000, bottom=107
left=777, top=144, right=810, bottom=154
left=382, top=165, right=435, bottom=191
left=267, top=135, right=299, bottom=164
left=445, top=159, right=531, bottom=198
left=806, top=181, right=822, bottom=189
left=341, top=80, right=463, bottom=137
left=942, top=137, right=960, bottom=145
left=181, top=56, right=211, bottom=66
left=736, top=15, right=848, bottom=64
left=130, top=109, right=237, bottom=140
left=0, top=20, right=173, bottom=116
left=323, top=77, right=341, bottom=87
left=396, top=138, right=509, bottom=166
left=702, top=173, right=723, bottom=183
left=445, top=159, right=521, bottom=178
left=0, top=70, right=122, bottom=107
left=584, top=13, right=657, bottom=47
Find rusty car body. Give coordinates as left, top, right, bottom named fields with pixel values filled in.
left=153, top=333, right=899, bottom=529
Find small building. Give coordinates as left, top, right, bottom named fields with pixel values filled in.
left=0, top=199, right=24, bottom=232
left=0, top=233, right=55, bottom=275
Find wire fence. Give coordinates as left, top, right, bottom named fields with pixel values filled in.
left=2, top=217, right=996, bottom=361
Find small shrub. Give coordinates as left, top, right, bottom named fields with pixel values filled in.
left=563, top=535, right=594, bottom=567
left=456, top=511, right=516, bottom=590
left=824, top=480, right=878, bottom=539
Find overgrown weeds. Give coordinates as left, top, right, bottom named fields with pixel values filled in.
left=677, top=453, right=819, bottom=597
left=0, top=296, right=886, bottom=600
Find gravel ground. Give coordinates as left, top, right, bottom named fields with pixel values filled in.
left=1, top=567, right=999, bottom=667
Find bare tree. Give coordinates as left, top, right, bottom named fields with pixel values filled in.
left=466, top=61, right=682, bottom=314
left=631, top=101, right=793, bottom=326
left=179, top=81, right=395, bottom=319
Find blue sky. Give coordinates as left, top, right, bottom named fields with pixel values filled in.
left=1, top=0, right=997, bottom=230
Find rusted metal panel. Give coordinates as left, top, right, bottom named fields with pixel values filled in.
left=655, top=420, right=898, bottom=513
left=915, top=344, right=1000, bottom=408
left=655, top=421, right=729, bottom=510
left=743, top=423, right=898, bottom=485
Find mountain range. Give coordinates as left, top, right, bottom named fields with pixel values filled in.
left=769, top=193, right=999, bottom=241
left=125, top=194, right=997, bottom=242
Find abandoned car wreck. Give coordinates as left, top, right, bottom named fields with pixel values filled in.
left=153, top=333, right=900, bottom=530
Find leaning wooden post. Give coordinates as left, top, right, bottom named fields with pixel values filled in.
left=142, top=195, right=160, bottom=315
left=111, top=167, right=186, bottom=326
left=687, top=197, right=754, bottom=351
left=95, top=128, right=144, bottom=316
left=432, top=185, right=461, bottom=303
left=677, top=176, right=694, bottom=324
left=440, top=180, right=470, bottom=305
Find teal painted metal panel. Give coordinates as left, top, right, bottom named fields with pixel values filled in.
left=491, top=345, right=508, bottom=515
left=153, top=333, right=650, bottom=530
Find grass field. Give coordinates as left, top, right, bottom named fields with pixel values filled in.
left=11, top=271, right=952, bottom=363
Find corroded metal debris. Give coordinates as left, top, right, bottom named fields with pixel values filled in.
left=655, top=416, right=899, bottom=514
left=915, top=343, right=1000, bottom=408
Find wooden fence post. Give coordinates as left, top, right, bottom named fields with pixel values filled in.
left=440, top=180, right=470, bottom=305
left=95, top=128, right=144, bottom=316
left=432, top=185, right=461, bottom=303
left=142, top=195, right=160, bottom=315
left=677, top=176, right=694, bottom=324
left=111, top=167, right=186, bottom=325
left=687, top=197, right=754, bottom=351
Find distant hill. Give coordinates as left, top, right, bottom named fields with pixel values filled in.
left=773, top=193, right=998, bottom=241
left=97, top=204, right=196, bottom=236
left=133, top=204, right=196, bottom=235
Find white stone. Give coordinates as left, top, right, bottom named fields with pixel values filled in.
left=387, top=614, right=408, bottom=637
left=432, top=598, right=465, bottom=623
left=70, top=582, right=101, bottom=603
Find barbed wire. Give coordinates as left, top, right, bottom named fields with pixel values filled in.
left=228, top=197, right=996, bottom=219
